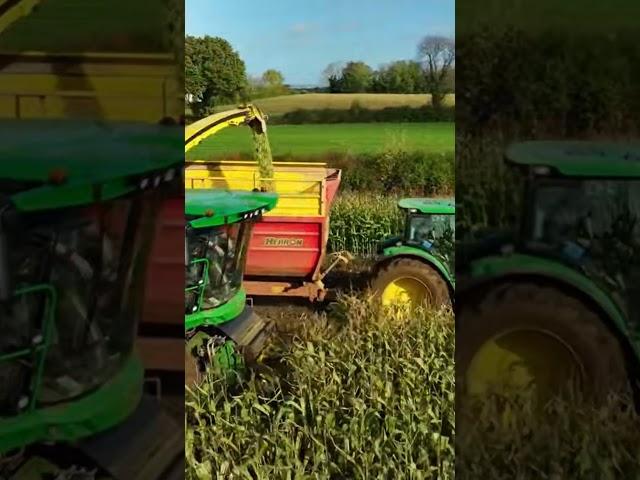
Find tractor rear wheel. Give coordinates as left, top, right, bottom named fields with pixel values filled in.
left=372, top=258, right=450, bottom=309
left=456, top=281, right=630, bottom=405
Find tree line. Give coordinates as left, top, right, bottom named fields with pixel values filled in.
left=324, top=37, right=455, bottom=103
left=185, top=34, right=454, bottom=117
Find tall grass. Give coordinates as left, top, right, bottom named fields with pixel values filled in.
left=185, top=296, right=455, bottom=479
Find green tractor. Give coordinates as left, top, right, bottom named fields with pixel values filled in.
left=185, top=189, right=278, bottom=383
left=457, top=141, right=640, bottom=405
left=371, top=198, right=455, bottom=309
left=0, top=121, right=183, bottom=478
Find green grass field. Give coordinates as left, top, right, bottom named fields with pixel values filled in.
left=213, top=93, right=455, bottom=116
left=187, top=122, right=454, bottom=159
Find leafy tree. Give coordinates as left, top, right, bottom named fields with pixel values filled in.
left=374, top=61, right=425, bottom=93
left=323, top=62, right=345, bottom=93
left=185, top=35, right=247, bottom=116
left=340, top=61, right=374, bottom=93
left=418, top=35, right=455, bottom=108
left=261, top=69, right=284, bottom=87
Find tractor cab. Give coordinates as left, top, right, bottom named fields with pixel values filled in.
left=0, top=120, right=181, bottom=454
left=507, top=142, right=640, bottom=317
left=398, top=198, right=455, bottom=271
left=185, top=189, right=277, bottom=381
left=372, top=197, right=455, bottom=309
left=456, top=141, right=640, bottom=405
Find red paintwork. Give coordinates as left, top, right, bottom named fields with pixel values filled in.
left=142, top=194, right=184, bottom=326
left=247, top=216, right=323, bottom=278
left=140, top=166, right=341, bottom=314
left=245, top=170, right=341, bottom=285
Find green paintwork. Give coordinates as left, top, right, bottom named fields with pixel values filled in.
left=466, top=253, right=640, bottom=357
left=0, top=121, right=180, bottom=454
left=0, top=354, right=143, bottom=454
left=382, top=245, right=455, bottom=288
left=506, top=141, right=640, bottom=177
left=398, top=197, right=455, bottom=215
left=185, top=289, right=246, bottom=331
left=376, top=199, right=455, bottom=293
left=186, top=189, right=278, bottom=228
left=184, top=189, right=276, bottom=331
left=2, top=120, right=182, bottom=211
left=5, top=284, right=57, bottom=413
left=213, top=341, right=245, bottom=376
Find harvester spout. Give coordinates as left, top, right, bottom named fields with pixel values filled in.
left=184, top=104, right=275, bottom=191
left=0, top=0, right=42, bottom=34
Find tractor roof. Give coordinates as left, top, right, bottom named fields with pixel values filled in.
left=186, top=189, right=278, bottom=229
left=506, top=141, right=640, bottom=177
left=1, top=120, right=182, bottom=212
left=398, top=197, right=455, bottom=215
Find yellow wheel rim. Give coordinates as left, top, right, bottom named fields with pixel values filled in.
left=381, top=276, right=431, bottom=308
left=467, top=329, right=583, bottom=402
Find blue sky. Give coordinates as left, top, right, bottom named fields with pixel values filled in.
left=186, top=0, right=454, bottom=86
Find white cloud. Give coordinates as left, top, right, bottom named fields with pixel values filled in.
left=289, top=22, right=318, bottom=35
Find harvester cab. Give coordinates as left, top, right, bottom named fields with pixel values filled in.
left=372, top=197, right=455, bottom=309
left=185, top=189, right=278, bottom=383
left=0, top=121, right=182, bottom=478
left=456, top=141, right=640, bottom=405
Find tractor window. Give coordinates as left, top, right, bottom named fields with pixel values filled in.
left=530, top=179, right=640, bottom=329
left=0, top=192, right=159, bottom=411
left=408, top=214, right=455, bottom=246
left=407, top=214, right=455, bottom=271
left=531, top=180, right=640, bottom=248
left=185, top=221, right=253, bottom=312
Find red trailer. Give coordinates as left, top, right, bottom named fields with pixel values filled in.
left=185, top=160, right=346, bottom=301
left=138, top=191, right=184, bottom=371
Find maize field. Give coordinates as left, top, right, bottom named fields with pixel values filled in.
left=185, top=296, right=455, bottom=479
left=328, top=193, right=405, bottom=257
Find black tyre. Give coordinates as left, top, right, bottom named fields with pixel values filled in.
left=456, top=281, right=630, bottom=404
left=372, top=258, right=450, bottom=309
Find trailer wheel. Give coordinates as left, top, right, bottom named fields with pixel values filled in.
left=372, top=258, right=450, bottom=309
left=456, top=281, right=630, bottom=405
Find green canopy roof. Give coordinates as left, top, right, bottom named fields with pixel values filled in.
left=1, top=119, right=182, bottom=211
left=506, top=141, right=640, bottom=177
left=186, top=190, right=278, bottom=229
left=398, top=197, right=455, bottom=215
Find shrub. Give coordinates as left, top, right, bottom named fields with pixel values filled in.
left=274, top=105, right=455, bottom=124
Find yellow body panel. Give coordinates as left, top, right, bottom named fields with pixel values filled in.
left=186, top=160, right=329, bottom=217
left=185, top=106, right=337, bottom=218
left=0, top=53, right=181, bottom=122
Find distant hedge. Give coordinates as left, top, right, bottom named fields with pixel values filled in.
left=333, top=150, right=454, bottom=196
left=273, top=105, right=454, bottom=124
